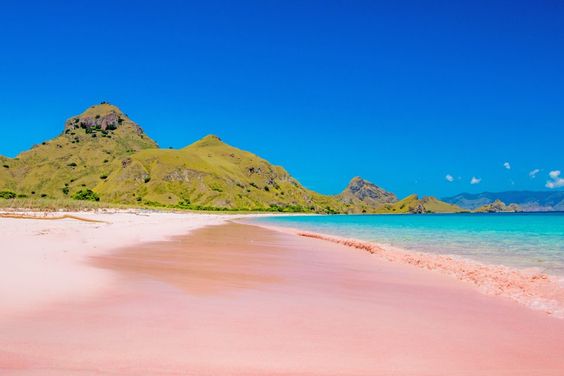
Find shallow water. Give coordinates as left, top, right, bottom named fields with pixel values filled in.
left=251, top=212, right=564, bottom=276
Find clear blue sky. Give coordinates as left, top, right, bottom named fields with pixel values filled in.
left=0, top=0, right=562, bottom=198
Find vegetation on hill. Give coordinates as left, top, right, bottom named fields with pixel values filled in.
left=375, top=194, right=465, bottom=214
left=474, top=199, right=521, bottom=213
left=0, top=103, right=465, bottom=214
left=95, top=134, right=354, bottom=212
left=0, top=103, right=157, bottom=201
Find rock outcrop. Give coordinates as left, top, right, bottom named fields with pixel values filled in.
left=64, top=102, right=144, bottom=134
left=474, top=199, right=521, bottom=213
left=338, top=177, right=397, bottom=209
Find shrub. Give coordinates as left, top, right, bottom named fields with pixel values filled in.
left=72, top=189, right=100, bottom=202
left=0, top=191, right=16, bottom=199
left=62, top=187, right=70, bottom=195
left=144, top=176, right=151, bottom=183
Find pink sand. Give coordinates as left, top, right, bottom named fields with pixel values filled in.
left=254, top=223, right=564, bottom=318
left=2, top=221, right=564, bottom=375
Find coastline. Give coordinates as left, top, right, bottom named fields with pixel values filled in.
left=244, top=220, right=564, bottom=318
left=2, top=220, right=564, bottom=375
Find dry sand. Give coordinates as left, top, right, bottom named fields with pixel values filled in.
left=1, top=218, right=564, bottom=375
left=0, top=211, right=231, bottom=317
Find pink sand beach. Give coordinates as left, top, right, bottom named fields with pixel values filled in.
left=1, top=214, right=564, bottom=375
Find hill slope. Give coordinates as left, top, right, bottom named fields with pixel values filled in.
left=0, top=103, right=157, bottom=199
left=1, top=103, right=467, bottom=214
left=375, top=194, right=465, bottom=214
left=96, top=134, right=350, bottom=212
left=337, top=177, right=397, bottom=212
left=443, top=191, right=564, bottom=211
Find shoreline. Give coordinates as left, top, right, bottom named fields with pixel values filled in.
left=3, top=221, right=564, bottom=375
left=244, top=220, right=564, bottom=318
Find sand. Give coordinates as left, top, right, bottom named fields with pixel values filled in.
left=1, top=217, right=564, bottom=375
left=0, top=211, right=232, bottom=317
left=253, top=224, right=564, bottom=318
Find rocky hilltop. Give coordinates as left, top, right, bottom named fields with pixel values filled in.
left=337, top=177, right=397, bottom=212
left=63, top=103, right=147, bottom=137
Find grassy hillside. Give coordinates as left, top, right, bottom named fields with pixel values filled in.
left=375, top=194, right=465, bottom=214
left=0, top=104, right=157, bottom=199
left=0, top=103, right=467, bottom=214
left=96, top=135, right=349, bottom=212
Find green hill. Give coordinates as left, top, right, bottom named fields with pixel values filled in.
left=0, top=103, right=157, bottom=200
left=0, top=103, right=464, bottom=214
left=375, top=194, right=465, bottom=214
left=96, top=134, right=349, bottom=212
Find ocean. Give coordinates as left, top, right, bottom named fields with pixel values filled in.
left=250, top=212, right=564, bottom=276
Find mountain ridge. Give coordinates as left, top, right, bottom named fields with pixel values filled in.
left=0, top=103, right=462, bottom=214
left=443, top=191, right=564, bottom=212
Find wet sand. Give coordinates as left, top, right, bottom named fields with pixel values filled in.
left=2, top=222, right=564, bottom=375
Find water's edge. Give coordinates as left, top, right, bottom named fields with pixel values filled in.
left=244, top=220, right=564, bottom=319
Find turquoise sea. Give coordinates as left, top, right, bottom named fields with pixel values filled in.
left=250, top=213, right=564, bottom=276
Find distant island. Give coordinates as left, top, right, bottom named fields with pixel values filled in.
left=1, top=103, right=560, bottom=214
left=443, top=191, right=564, bottom=212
